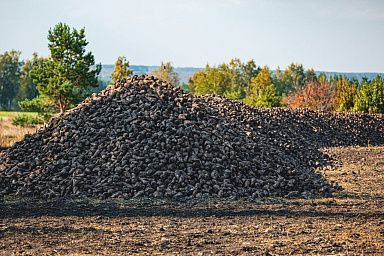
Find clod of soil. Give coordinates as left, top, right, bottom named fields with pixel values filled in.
left=0, top=75, right=383, bottom=199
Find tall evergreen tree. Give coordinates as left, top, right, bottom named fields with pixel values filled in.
left=28, top=23, right=101, bottom=113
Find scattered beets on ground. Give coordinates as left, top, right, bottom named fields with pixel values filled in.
left=0, top=75, right=383, bottom=199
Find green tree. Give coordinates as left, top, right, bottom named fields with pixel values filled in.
left=281, top=63, right=306, bottom=93
left=244, top=66, right=280, bottom=107
left=223, top=58, right=260, bottom=100
left=189, top=64, right=230, bottom=96
left=150, top=62, right=180, bottom=87
left=27, top=23, right=101, bottom=113
left=317, top=72, right=328, bottom=84
left=223, top=59, right=244, bottom=99
left=17, top=53, right=43, bottom=102
left=335, top=76, right=357, bottom=112
left=273, top=67, right=285, bottom=96
left=353, top=76, right=384, bottom=113
left=180, top=82, right=190, bottom=92
left=0, top=50, right=21, bottom=110
left=305, top=68, right=317, bottom=83
left=111, top=56, right=133, bottom=83
left=189, top=59, right=260, bottom=100
left=242, top=59, right=260, bottom=91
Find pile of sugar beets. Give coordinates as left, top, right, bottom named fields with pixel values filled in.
left=1, top=75, right=383, bottom=199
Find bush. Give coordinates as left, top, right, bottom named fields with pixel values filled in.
left=283, top=80, right=336, bottom=111
left=12, top=114, right=44, bottom=127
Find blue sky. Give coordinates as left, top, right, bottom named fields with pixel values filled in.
left=0, top=0, right=383, bottom=72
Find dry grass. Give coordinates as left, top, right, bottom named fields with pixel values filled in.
left=0, top=112, right=40, bottom=147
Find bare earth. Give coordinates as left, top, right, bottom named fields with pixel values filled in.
left=0, top=146, right=383, bottom=255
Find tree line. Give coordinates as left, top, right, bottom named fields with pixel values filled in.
left=0, top=22, right=383, bottom=117
left=188, top=60, right=384, bottom=113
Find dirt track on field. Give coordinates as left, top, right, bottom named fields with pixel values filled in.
left=1, top=146, right=383, bottom=255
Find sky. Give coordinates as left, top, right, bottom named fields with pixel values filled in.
left=0, top=0, right=383, bottom=72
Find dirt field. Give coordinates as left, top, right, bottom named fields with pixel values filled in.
left=0, top=146, right=383, bottom=255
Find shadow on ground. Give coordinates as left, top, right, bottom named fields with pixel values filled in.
left=1, top=197, right=383, bottom=220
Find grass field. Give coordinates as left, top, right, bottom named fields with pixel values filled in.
left=0, top=111, right=40, bottom=147
left=0, top=146, right=383, bottom=255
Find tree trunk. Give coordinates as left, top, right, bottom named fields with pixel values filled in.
left=58, top=95, right=64, bottom=114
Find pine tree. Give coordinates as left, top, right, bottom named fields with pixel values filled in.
left=28, top=23, right=101, bottom=113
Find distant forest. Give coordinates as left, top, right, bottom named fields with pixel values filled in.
left=98, top=64, right=383, bottom=85
left=1, top=51, right=384, bottom=114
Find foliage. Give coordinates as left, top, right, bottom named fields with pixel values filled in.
left=12, top=113, right=44, bottom=127
left=353, top=76, right=384, bottom=113
left=273, top=67, right=285, bottom=96
left=180, top=83, right=190, bottom=92
left=244, top=66, right=280, bottom=107
left=90, top=79, right=109, bottom=93
left=283, top=80, right=336, bottom=111
left=188, top=66, right=215, bottom=95
left=19, top=94, right=55, bottom=114
left=224, top=59, right=260, bottom=100
left=189, top=59, right=260, bottom=100
left=111, top=56, right=133, bottom=83
left=189, top=64, right=230, bottom=96
left=0, top=50, right=22, bottom=110
left=334, top=76, right=357, bottom=112
left=305, top=68, right=317, bottom=83
left=189, top=58, right=383, bottom=113
left=29, top=23, right=101, bottom=113
left=17, top=53, right=44, bottom=103
left=150, top=62, right=180, bottom=87
left=277, top=63, right=306, bottom=95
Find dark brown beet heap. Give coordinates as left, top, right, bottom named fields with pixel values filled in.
left=1, top=75, right=383, bottom=199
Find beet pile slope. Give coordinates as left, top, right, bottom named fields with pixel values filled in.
left=1, top=75, right=383, bottom=199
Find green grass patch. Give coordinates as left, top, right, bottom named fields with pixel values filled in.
left=0, top=111, right=38, bottom=118
left=12, top=114, right=44, bottom=127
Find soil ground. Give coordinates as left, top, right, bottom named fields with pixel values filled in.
left=0, top=146, right=383, bottom=255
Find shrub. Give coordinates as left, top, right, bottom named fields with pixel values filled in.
left=12, top=114, right=44, bottom=127
left=283, top=80, right=336, bottom=111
